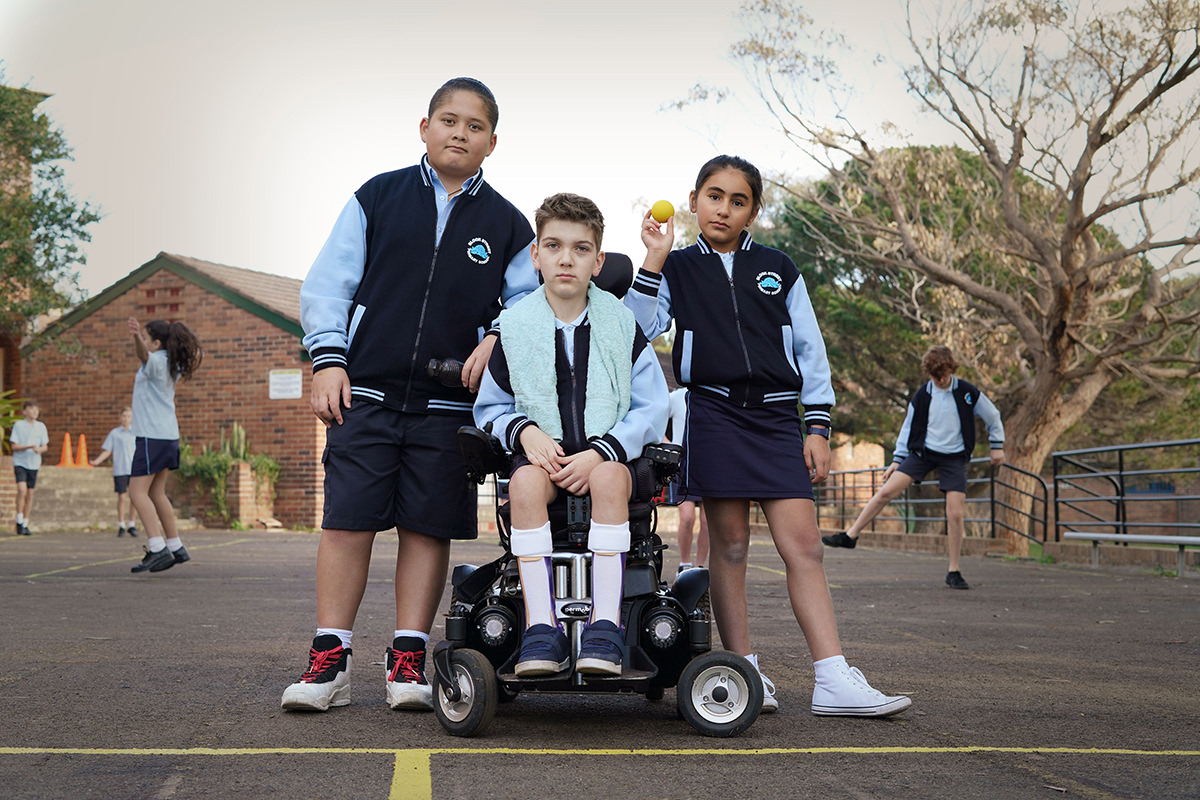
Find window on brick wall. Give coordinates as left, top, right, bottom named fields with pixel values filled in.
left=145, top=289, right=156, bottom=299
left=169, top=287, right=182, bottom=297
left=167, top=303, right=180, bottom=313
left=146, top=305, right=156, bottom=314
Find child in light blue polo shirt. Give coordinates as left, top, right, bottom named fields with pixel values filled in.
left=92, top=406, right=138, bottom=537
left=9, top=400, right=49, bottom=536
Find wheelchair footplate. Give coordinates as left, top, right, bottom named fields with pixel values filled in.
left=497, top=645, right=658, bottom=687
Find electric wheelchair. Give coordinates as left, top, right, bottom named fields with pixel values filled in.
left=428, top=423, right=763, bottom=738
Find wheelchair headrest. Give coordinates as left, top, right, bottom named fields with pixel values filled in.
left=593, top=252, right=634, bottom=298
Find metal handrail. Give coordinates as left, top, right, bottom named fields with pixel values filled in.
left=816, top=459, right=1048, bottom=543
left=1052, top=438, right=1200, bottom=542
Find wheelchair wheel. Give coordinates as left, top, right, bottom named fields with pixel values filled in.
left=677, top=651, right=762, bottom=737
left=432, top=648, right=498, bottom=737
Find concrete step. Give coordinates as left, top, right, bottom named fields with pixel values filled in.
left=25, top=466, right=194, bottom=532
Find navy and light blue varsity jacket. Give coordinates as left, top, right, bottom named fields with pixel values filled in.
left=624, top=232, right=834, bottom=427
left=892, top=377, right=1005, bottom=463
left=300, top=156, right=537, bottom=415
left=474, top=314, right=668, bottom=465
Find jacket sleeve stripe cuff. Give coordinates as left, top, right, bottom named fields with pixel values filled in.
left=589, top=436, right=624, bottom=463
left=631, top=270, right=662, bottom=294
left=803, top=407, right=832, bottom=425
left=507, top=418, right=534, bottom=452
left=311, top=350, right=348, bottom=373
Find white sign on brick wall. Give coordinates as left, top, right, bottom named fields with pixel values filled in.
left=268, top=369, right=303, bottom=400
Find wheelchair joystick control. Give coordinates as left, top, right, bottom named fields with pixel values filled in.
left=427, top=358, right=465, bottom=387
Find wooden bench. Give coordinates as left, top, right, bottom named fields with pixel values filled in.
left=1061, top=532, right=1200, bottom=574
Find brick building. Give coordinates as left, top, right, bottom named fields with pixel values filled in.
left=21, top=253, right=324, bottom=528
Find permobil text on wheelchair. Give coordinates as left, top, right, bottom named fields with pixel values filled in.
left=429, top=422, right=763, bottom=738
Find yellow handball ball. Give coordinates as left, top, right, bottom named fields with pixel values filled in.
left=651, top=200, right=674, bottom=224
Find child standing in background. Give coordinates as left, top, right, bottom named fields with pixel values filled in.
left=92, top=406, right=139, bottom=537
left=126, top=318, right=202, bottom=573
left=9, top=400, right=49, bottom=536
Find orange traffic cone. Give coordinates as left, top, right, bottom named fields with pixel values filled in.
left=57, top=433, right=74, bottom=467
left=75, top=434, right=91, bottom=468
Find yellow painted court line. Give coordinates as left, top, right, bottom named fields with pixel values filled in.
left=23, top=538, right=257, bottom=578
left=2, top=746, right=1198, bottom=756
left=393, top=751, right=432, bottom=800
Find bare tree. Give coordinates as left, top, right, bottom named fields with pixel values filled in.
left=728, top=0, right=1200, bottom=545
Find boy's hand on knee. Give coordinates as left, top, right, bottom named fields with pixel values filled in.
left=520, top=426, right=565, bottom=474
left=311, top=368, right=352, bottom=427
left=552, top=449, right=603, bottom=495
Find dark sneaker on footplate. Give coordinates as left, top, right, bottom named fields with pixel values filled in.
left=577, top=620, right=625, bottom=676
left=945, top=571, right=970, bottom=590
left=131, top=547, right=174, bottom=573
left=821, top=532, right=857, bottom=549
left=386, top=637, right=433, bottom=711
left=281, top=634, right=352, bottom=711
left=811, top=661, right=911, bottom=718
left=514, top=623, right=570, bottom=676
left=165, top=545, right=191, bottom=568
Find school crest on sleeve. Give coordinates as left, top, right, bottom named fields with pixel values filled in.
left=756, top=271, right=783, bottom=295
left=466, top=237, right=492, bottom=264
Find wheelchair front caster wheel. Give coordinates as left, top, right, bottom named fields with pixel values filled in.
left=677, top=651, right=762, bottom=737
left=432, top=648, right=498, bottom=737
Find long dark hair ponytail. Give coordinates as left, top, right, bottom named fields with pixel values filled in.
left=144, top=320, right=203, bottom=381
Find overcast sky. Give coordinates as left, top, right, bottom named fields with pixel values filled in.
left=1, top=0, right=916, bottom=299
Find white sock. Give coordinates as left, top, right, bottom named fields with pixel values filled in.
left=518, top=557, right=556, bottom=627
left=393, top=630, right=429, bottom=644
left=316, top=628, right=353, bottom=649
left=590, top=551, right=625, bottom=624
left=16, top=514, right=25, bottom=525
left=147, top=536, right=166, bottom=552
left=165, top=537, right=183, bottom=552
left=119, top=521, right=127, bottom=530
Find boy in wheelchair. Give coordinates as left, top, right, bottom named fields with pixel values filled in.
left=474, top=192, right=669, bottom=678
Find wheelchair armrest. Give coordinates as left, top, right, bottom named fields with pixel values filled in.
left=458, top=426, right=511, bottom=483
left=640, top=442, right=683, bottom=485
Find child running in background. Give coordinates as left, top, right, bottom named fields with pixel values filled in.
left=475, top=193, right=668, bottom=676
left=92, top=406, right=139, bottom=537
left=822, top=346, right=1006, bottom=589
left=627, top=155, right=910, bottom=717
left=126, top=318, right=202, bottom=574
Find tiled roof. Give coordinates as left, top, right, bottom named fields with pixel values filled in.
left=162, top=253, right=301, bottom=325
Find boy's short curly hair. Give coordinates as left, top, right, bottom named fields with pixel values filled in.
left=534, top=193, right=605, bottom=249
left=921, top=346, right=959, bottom=380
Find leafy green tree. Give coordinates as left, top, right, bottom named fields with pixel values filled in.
left=712, top=1, right=1200, bottom=548
left=1, top=69, right=100, bottom=335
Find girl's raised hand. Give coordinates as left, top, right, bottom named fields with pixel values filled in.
left=640, top=209, right=674, bottom=273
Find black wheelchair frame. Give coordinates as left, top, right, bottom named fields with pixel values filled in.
left=429, top=426, right=763, bottom=738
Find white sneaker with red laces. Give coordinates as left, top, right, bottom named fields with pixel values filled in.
left=385, top=644, right=433, bottom=711
left=281, top=634, right=352, bottom=711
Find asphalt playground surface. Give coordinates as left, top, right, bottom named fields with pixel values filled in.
left=1, top=526, right=1197, bottom=800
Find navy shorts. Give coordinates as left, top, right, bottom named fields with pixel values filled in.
left=321, top=403, right=477, bottom=539
left=681, top=392, right=814, bottom=500
left=131, top=438, right=180, bottom=477
left=113, top=475, right=131, bottom=494
left=666, top=475, right=701, bottom=505
left=896, top=451, right=969, bottom=494
left=14, top=466, right=38, bottom=489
